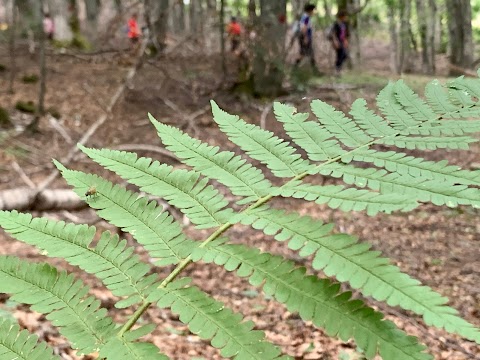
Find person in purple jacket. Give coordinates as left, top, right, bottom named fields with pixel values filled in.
left=294, top=3, right=317, bottom=71
left=329, top=9, right=350, bottom=76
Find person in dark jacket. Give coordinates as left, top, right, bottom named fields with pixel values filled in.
left=294, top=4, right=317, bottom=71
left=329, top=10, right=350, bottom=75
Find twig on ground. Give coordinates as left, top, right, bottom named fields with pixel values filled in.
left=48, top=116, right=73, bottom=144
left=11, top=161, right=36, bottom=189
left=260, top=103, right=273, bottom=130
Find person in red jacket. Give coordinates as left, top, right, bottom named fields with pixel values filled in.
left=127, top=13, right=140, bottom=45
left=226, top=16, right=242, bottom=54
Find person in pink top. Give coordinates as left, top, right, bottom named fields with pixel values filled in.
left=43, top=13, right=54, bottom=41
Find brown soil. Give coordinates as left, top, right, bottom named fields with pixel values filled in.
left=0, top=39, right=478, bottom=360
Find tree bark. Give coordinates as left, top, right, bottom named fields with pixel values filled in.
left=386, top=1, right=400, bottom=74
left=38, top=0, right=46, bottom=115
left=416, top=0, right=436, bottom=74
left=399, top=0, right=413, bottom=73
left=251, top=0, right=287, bottom=97
left=8, top=0, right=16, bottom=94
left=148, top=0, right=169, bottom=51
left=220, top=0, right=226, bottom=77
left=446, top=0, right=474, bottom=72
left=84, top=0, right=100, bottom=42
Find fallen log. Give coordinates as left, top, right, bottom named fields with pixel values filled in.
left=0, top=188, right=85, bottom=211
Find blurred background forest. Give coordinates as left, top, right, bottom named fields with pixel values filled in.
left=0, top=1, right=479, bottom=359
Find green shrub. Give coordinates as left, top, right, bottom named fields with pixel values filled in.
left=15, top=100, right=36, bottom=113
left=21, top=74, right=39, bottom=84
left=0, top=107, right=11, bottom=127
left=0, top=74, right=480, bottom=359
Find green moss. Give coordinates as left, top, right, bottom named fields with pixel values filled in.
left=15, top=101, right=36, bottom=113
left=0, top=107, right=12, bottom=128
left=21, top=74, right=39, bottom=84
left=47, top=106, right=61, bottom=119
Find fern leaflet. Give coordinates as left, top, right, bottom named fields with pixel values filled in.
left=79, top=145, right=234, bottom=229
left=211, top=101, right=313, bottom=177
left=56, top=163, right=195, bottom=266
left=0, top=319, right=59, bottom=360
left=149, top=115, right=273, bottom=204
left=191, top=241, right=431, bottom=360
left=236, top=207, right=480, bottom=343
left=147, top=278, right=290, bottom=360
left=0, top=210, right=157, bottom=308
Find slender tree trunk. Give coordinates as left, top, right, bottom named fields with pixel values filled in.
left=220, top=0, right=226, bottom=77
left=323, top=0, right=332, bottom=21
left=416, top=0, right=435, bottom=74
left=84, top=0, right=99, bottom=43
left=113, top=0, right=122, bottom=13
left=446, top=0, right=474, bottom=72
left=204, top=0, right=217, bottom=54
left=252, top=0, right=287, bottom=96
left=387, top=1, right=400, bottom=74
left=151, top=0, right=169, bottom=51
left=8, top=0, right=16, bottom=94
left=399, top=0, right=413, bottom=73
left=38, top=0, right=46, bottom=116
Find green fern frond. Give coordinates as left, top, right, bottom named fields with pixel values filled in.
left=0, top=256, right=116, bottom=354
left=100, top=338, right=169, bottom=360
left=447, top=83, right=476, bottom=107
left=405, top=120, right=480, bottom=136
left=349, top=98, right=397, bottom=137
left=211, top=101, right=313, bottom=177
left=425, top=80, right=462, bottom=115
left=311, top=99, right=373, bottom=147
left=56, top=163, right=195, bottom=266
left=79, top=145, right=234, bottom=229
left=191, top=241, right=431, bottom=360
left=394, top=80, right=437, bottom=123
left=377, top=82, right=420, bottom=130
left=0, top=210, right=156, bottom=308
left=449, top=76, right=480, bottom=99
left=0, top=319, right=59, bottom=360
left=318, top=163, right=480, bottom=208
left=149, top=115, right=273, bottom=204
left=235, top=207, right=480, bottom=343
left=352, top=149, right=480, bottom=186
left=273, top=102, right=344, bottom=161
left=380, top=134, right=475, bottom=150
left=147, top=278, right=289, bottom=360
left=274, top=182, right=418, bottom=215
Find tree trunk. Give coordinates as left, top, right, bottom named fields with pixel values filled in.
left=252, top=0, right=287, bottom=97
left=446, top=0, right=474, bottom=72
left=220, top=0, right=226, bottom=77
left=386, top=1, right=400, bottom=73
left=8, top=0, right=16, bottom=94
left=38, top=0, right=46, bottom=116
left=399, top=0, right=413, bottom=73
left=149, top=0, right=169, bottom=51
left=47, top=0, right=73, bottom=41
left=84, top=0, right=99, bottom=43
left=291, top=0, right=307, bottom=17
left=172, top=0, right=185, bottom=33
left=204, top=0, right=217, bottom=54
left=416, top=0, right=436, bottom=74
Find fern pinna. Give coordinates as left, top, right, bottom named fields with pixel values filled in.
left=0, top=74, right=479, bottom=359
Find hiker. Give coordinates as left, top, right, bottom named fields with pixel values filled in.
left=43, top=13, right=54, bottom=41
left=226, top=16, right=242, bottom=55
left=329, top=10, right=350, bottom=76
left=288, top=13, right=302, bottom=50
left=127, top=13, right=141, bottom=46
left=294, top=4, right=317, bottom=71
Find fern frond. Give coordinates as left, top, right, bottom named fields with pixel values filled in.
left=79, top=145, right=234, bottom=229
left=0, top=319, right=59, bottom=360
left=425, top=80, right=462, bottom=116
left=405, top=121, right=480, bottom=136
left=100, top=338, right=169, bottom=360
left=274, top=182, right=418, bottom=215
left=236, top=207, right=480, bottom=343
left=56, top=163, right=195, bottom=266
left=380, top=134, right=475, bottom=150
left=318, top=163, right=480, bottom=208
left=449, top=76, right=480, bottom=99
left=0, top=210, right=157, bottom=308
left=448, top=85, right=476, bottom=107
left=0, top=256, right=116, bottom=354
left=394, top=80, right=437, bottom=122
left=191, top=241, right=431, bottom=360
left=377, top=82, right=420, bottom=130
left=149, top=115, right=273, bottom=204
left=352, top=149, right=480, bottom=186
left=211, top=101, right=313, bottom=177
left=311, top=99, right=373, bottom=147
left=147, top=278, right=289, bottom=360
left=349, top=98, right=397, bottom=137
left=273, top=102, right=344, bottom=161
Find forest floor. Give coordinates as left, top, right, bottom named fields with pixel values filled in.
left=0, top=37, right=479, bottom=360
